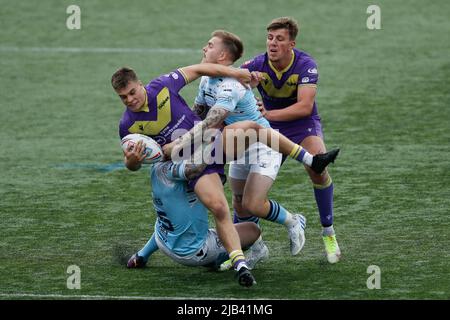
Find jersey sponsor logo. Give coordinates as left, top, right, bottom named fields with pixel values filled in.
left=158, top=95, right=169, bottom=109
left=217, top=95, right=233, bottom=103
left=164, top=72, right=179, bottom=80
left=155, top=136, right=166, bottom=145
left=307, top=67, right=317, bottom=74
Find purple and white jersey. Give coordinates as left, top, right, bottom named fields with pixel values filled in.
left=242, top=48, right=321, bottom=139
left=119, top=69, right=200, bottom=146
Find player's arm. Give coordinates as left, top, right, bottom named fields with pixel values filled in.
left=192, top=103, right=210, bottom=120
left=163, top=106, right=229, bottom=158
left=264, top=85, right=317, bottom=121
left=180, top=64, right=251, bottom=87
left=165, top=143, right=213, bottom=180
left=123, top=140, right=147, bottom=171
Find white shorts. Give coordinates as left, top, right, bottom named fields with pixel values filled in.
left=229, top=142, right=282, bottom=181
left=155, top=229, right=228, bottom=268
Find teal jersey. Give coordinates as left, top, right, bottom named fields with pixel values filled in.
left=195, top=76, right=270, bottom=128
left=150, top=161, right=208, bottom=256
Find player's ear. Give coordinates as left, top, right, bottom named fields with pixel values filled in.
left=290, top=40, right=296, bottom=49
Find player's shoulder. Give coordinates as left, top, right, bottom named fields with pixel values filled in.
left=199, top=75, right=209, bottom=87
left=149, top=69, right=186, bottom=87
left=293, top=49, right=318, bottom=77
left=294, top=48, right=317, bottom=67
left=241, top=52, right=266, bottom=69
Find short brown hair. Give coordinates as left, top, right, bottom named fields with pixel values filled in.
left=111, top=67, right=138, bottom=90
left=267, top=17, right=299, bottom=40
left=212, top=30, right=244, bottom=62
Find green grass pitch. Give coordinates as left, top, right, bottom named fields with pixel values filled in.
left=0, top=0, right=449, bottom=300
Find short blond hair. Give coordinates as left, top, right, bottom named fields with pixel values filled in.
left=212, top=30, right=244, bottom=62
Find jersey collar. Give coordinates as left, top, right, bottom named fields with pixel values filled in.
left=268, top=49, right=295, bottom=80
left=137, top=87, right=149, bottom=112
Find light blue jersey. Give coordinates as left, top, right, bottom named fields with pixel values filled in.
left=150, top=161, right=208, bottom=256
left=195, top=76, right=270, bottom=128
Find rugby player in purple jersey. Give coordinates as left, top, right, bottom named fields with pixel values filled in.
left=243, top=17, right=341, bottom=263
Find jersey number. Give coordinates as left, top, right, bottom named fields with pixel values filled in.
left=156, top=210, right=175, bottom=231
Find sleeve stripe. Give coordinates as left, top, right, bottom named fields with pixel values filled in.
left=298, top=84, right=317, bottom=88
left=178, top=68, right=190, bottom=84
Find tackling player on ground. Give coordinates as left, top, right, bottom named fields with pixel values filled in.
left=126, top=143, right=259, bottom=287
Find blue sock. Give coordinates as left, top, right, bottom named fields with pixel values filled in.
left=313, top=178, right=334, bottom=227
left=138, top=233, right=158, bottom=262
left=233, top=210, right=260, bottom=225
left=264, top=200, right=288, bottom=225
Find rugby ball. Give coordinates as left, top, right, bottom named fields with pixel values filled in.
left=120, top=134, right=163, bottom=164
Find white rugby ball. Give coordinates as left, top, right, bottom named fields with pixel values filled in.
left=121, top=134, right=163, bottom=164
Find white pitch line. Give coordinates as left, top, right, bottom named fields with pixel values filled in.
left=0, top=292, right=229, bottom=300
left=0, top=46, right=199, bottom=54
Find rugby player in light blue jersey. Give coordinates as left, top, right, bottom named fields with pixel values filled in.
left=126, top=142, right=259, bottom=287
left=163, top=30, right=339, bottom=269
left=242, top=17, right=341, bottom=263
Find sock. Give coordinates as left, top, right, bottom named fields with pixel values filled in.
left=322, top=225, right=335, bottom=237
left=233, top=210, right=260, bottom=225
left=289, top=144, right=313, bottom=166
left=264, top=200, right=296, bottom=227
left=250, top=236, right=263, bottom=250
left=313, top=176, right=334, bottom=227
left=230, top=249, right=247, bottom=271
left=137, top=233, right=158, bottom=262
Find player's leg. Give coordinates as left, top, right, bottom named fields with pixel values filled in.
left=127, top=233, right=158, bottom=268
left=235, top=221, right=262, bottom=249
left=301, top=135, right=341, bottom=264
left=194, top=173, right=253, bottom=278
left=230, top=143, right=306, bottom=255
left=222, top=120, right=338, bottom=173
left=228, top=164, right=269, bottom=270
left=241, top=172, right=306, bottom=256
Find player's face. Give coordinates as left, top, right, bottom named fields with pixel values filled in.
left=266, top=28, right=295, bottom=62
left=202, top=37, right=224, bottom=64
left=116, top=81, right=146, bottom=112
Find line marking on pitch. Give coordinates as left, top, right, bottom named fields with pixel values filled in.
left=0, top=292, right=231, bottom=300
left=0, top=292, right=281, bottom=300
left=0, top=46, right=199, bottom=54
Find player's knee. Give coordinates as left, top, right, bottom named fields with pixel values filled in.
left=205, top=199, right=229, bottom=218
left=307, top=167, right=330, bottom=185
left=242, top=198, right=265, bottom=216
left=232, top=194, right=244, bottom=213
left=239, top=120, right=260, bottom=131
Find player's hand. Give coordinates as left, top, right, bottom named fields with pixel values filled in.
left=124, top=140, right=147, bottom=164
left=162, top=141, right=179, bottom=161
left=257, top=98, right=268, bottom=118
left=250, top=71, right=264, bottom=88
left=233, top=68, right=252, bottom=88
